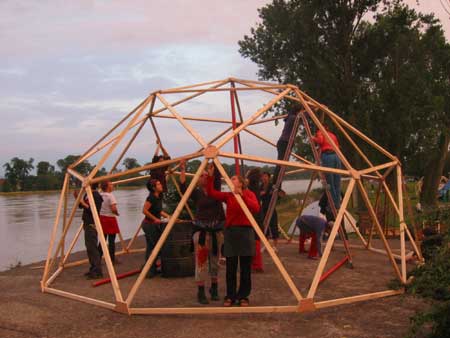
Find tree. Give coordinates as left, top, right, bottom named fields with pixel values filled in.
left=56, top=155, right=92, bottom=176
left=239, top=0, right=450, bottom=206
left=122, top=157, right=140, bottom=170
left=3, top=157, right=34, bottom=191
left=36, top=161, right=55, bottom=176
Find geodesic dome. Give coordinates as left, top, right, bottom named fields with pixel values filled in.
left=41, top=78, right=422, bottom=315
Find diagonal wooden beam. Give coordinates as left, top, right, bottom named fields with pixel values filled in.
left=126, top=159, right=208, bottom=306
left=307, top=179, right=356, bottom=298
left=213, top=158, right=303, bottom=302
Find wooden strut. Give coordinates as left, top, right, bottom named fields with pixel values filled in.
left=88, top=96, right=151, bottom=180
left=243, top=127, right=314, bottom=165
left=230, top=85, right=241, bottom=175
left=287, top=172, right=317, bottom=240
left=307, top=179, right=356, bottom=299
left=216, top=88, right=292, bottom=150
left=71, top=97, right=149, bottom=169
left=126, top=159, right=208, bottom=306
left=156, top=93, right=208, bottom=148
left=77, top=81, right=230, bottom=167
left=43, top=79, right=411, bottom=314
left=401, top=177, right=423, bottom=259
left=86, top=186, right=125, bottom=303
left=219, top=152, right=349, bottom=176
left=231, top=81, right=246, bottom=176
left=159, top=85, right=288, bottom=94
left=296, top=89, right=398, bottom=162
left=41, top=174, right=69, bottom=288
left=109, top=116, right=148, bottom=174
left=213, top=158, right=304, bottom=302
left=297, top=107, right=354, bottom=266
left=356, top=180, right=403, bottom=282
left=261, top=111, right=303, bottom=244
left=45, top=183, right=87, bottom=279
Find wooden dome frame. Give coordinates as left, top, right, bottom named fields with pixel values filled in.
left=40, top=77, right=423, bottom=315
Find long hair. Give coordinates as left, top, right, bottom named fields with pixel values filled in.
left=246, top=168, right=261, bottom=193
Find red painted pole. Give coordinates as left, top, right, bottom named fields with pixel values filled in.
left=318, top=256, right=349, bottom=284
left=230, top=88, right=240, bottom=176
left=92, top=268, right=142, bottom=287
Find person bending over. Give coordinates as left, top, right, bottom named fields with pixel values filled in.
left=296, top=214, right=330, bottom=260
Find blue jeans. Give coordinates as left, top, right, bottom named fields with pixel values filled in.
left=321, top=152, right=342, bottom=209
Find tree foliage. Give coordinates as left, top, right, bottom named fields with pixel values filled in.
left=239, top=0, right=450, bottom=205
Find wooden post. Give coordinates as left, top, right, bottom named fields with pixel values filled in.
left=213, top=158, right=303, bottom=302
left=231, top=82, right=247, bottom=176
left=86, top=185, right=124, bottom=303
left=126, top=159, right=208, bottom=306
left=307, top=179, right=355, bottom=298
left=229, top=87, right=240, bottom=175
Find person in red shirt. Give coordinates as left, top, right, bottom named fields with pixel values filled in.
left=206, top=163, right=260, bottom=307
left=312, top=125, right=342, bottom=210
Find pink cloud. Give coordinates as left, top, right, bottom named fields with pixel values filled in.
left=0, top=0, right=270, bottom=58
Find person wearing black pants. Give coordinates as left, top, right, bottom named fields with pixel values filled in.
left=226, top=255, right=252, bottom=302
left=74, top=183, right=103, bottom=279
left=141, top=179, right=171, bottom=277
left=206, top=164, right=260, bottom=307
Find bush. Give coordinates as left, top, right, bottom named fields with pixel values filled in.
left=406, top=227, right=450, bottom=337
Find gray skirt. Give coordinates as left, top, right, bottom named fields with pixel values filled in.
left=223, top=226, right=255, bottom=257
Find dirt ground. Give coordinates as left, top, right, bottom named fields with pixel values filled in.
left=0, top=237, right=427, bottom=338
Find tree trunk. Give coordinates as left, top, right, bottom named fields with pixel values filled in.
left=421, top=131, right=450, bottom=206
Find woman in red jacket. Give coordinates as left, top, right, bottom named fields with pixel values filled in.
left=206, top=163, right=260, bottom=307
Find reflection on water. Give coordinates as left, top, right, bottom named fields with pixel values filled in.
left=0, top=179, right=321, bottom=270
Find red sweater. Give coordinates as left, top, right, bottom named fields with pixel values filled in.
left=206, top=176, right=260, bottom=227
left=312, top=130, right=339, bottom=153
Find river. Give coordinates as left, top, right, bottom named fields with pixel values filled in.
left=0, top=179, right=321, bottom=270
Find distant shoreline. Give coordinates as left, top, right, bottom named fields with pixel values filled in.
left=0, top=185, right=146, bottom=196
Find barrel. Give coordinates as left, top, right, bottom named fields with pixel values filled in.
left=160, top=221, right=195, bottom=278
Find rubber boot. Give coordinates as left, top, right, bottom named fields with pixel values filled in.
left=197, top=286, right=209, bottom=304
left=299, top=233, right=307, bottom=253
left=308, top=232, right=319, bottom=258
left=209, top=283, right=220, bottom=301
left=251, top=239, right=264, bottom=272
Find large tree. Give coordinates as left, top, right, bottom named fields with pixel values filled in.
left=3, top=157, right=34, bottom=191
left=239, top=0, right=449, bottom=206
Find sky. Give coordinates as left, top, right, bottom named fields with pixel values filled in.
left=0, top=0, right=449, bottom=176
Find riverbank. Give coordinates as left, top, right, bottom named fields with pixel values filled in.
left=0, top=237, right=427, bottom=338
